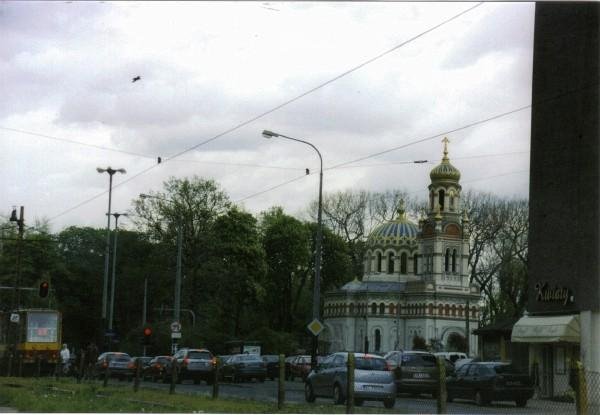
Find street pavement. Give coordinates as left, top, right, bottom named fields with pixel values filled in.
left=101, top=378, right=576, bottom=414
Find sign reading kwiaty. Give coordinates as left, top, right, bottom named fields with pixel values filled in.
left=535, top=282, right=574, bottom=306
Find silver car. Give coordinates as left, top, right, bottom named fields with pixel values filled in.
left=304, top=352, right=396, bottom=408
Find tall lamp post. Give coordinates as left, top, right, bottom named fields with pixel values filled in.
left=262, top=130, right=323, bottom=368
left=108, top=212, right=127, bottom=336
left=140, top=193, right=183, bottom=353
left=97, top=167, right=126, bottom=333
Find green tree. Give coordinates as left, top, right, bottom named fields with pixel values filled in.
left=259, top=207, right=311, bottom=333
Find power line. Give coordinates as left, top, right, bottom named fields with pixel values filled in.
left=42, top=3, right=485, bottom=223
left=235, top=174, right=309, bottom=203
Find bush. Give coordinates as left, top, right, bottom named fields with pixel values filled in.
left=412, top=335, right=427, bottom=350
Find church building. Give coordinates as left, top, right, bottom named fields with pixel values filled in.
left=321, top=139, right=480, bottom=355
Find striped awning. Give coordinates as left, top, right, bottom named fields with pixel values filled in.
left=511, top=314, right=580, bottom=343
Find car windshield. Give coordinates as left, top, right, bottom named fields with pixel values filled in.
left=492, top=364, right=517, bottom=374
left=188, top=351, right=211, bottom=360
left=356, top=357, right=387, bottom=371
left=402, top=354, right=436, bottom=367
left=239, top=355, right=261, bottom=362
left=113, top=356, right=131, bottom=362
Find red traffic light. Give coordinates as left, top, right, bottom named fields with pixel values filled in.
left=143, top=327, right=152, bottom=337
left=39, top=281, right=49, bottom=298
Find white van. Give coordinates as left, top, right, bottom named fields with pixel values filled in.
left=434, top=352, right=467, bottom=363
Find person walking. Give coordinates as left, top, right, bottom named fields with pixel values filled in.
left=60, top=344, right=71, bottom=375
left=85, top=342, right=99, bottom=380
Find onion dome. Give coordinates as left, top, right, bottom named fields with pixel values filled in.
left=367, top=200, right=418, bottom=246
left=430, top=137, right=461, bottom=182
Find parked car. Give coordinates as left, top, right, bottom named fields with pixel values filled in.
left=143, top=355, right=173, bottom=382
left=446, top=362, right=534, bottom=407
left=262, top=355, right=280, bottom=380
left=454, top=357, right=476, bottom=370
left=95, top=352, right=135, bottom=381
left=390, top=350, right=439, bottom=397
left=434, top=352, right=467, bottom=364
left=220, top=354, right=267, bottom=382
left=289, top=355, right=312, bottom=381
left=133, top=356, right=152, bottom=375
left=284, top=356, right=296, bottom=380
left=173, top=348, right=215, bottom=385
left=304, top=352, right=396, bottom=409
left=383, top=350, right=404, bottom=370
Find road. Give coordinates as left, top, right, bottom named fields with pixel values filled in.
left=104, top=378, right=576, bottom=414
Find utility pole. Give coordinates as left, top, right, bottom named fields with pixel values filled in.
left=143, top=277, right=147, bottom=357
left=465, top=297, right=470, bottom=356
left=9, top=206, right=24, bottom=310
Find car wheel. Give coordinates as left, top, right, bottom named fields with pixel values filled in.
left=475, top=390, right=488, bottom=406
left=305, top=382, right=316, bottom=403
left=333, top=383, right=345, bottom=405
left=354, top=399, right=364, bottom=406
left=383, top=398, right=395, bottom=409
left=515, top=398, right=528, bottom=407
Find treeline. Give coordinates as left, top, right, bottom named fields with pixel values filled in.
left=0, top=176, right=528, bottom=354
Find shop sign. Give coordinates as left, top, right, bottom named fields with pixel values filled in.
left=535, top=282, right=574, bottom=305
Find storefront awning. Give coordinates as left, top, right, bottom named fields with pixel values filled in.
left=511, top=314, right=580, bottom=343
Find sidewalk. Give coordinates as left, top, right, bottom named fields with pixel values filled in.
left=0, top=407, right=17, bottom=413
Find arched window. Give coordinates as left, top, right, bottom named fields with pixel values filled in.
left=445, top=304, right=450, bottom=316
left=389, top=304, right=396, bottom=315
left=452, top=249, right=457, bottom=273
left=387, top=253, right=394, bottom=274
left=413, top=255, right=418, bottom=275
left=438, top=189, right=445, bottom=211
left=400, top=253, right=408, bottom=274
left=458, top=305, right=463, bottom=317
left=349, top=303, right=354, bottom=315
left=371, top=303, right=377, bottom=315
left=445, top=249, right=450, bottom=272
left=428, top=303, right=434, bottom=315
left=375, top=329, right=381, bottom=352
left=450, top=194, right=455, bottom=211
left=377, top=252, right=382, bottom=272
left=397, top=304, right=402, bottom=315
left=452, top=305, right=456, bottom=316
left=365, top=253, right=371, bottom=273
left=438, top=304, right=443, bottom=315
left=379, top=303, right=385, bottom=315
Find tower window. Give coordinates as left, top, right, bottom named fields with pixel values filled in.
left=387, top=253, right=394, bottom=274
left=400, top=252, right=407, bottom=274
left=377, top=252, right=382, bottom=272
left=349, top=304, right=354, bottom=315
left=445, top=249, right=450, bottom=272
left=413, top=255, right=418, bottom=275
left=371, top=303, right=377, bottom=315
left=452, top=249, right=457, bottom=273
left=379, top=303, right=385, bottom=315
left=438, top=189, right=445, bottom=211
left=389, top=304, right=396, bottom=315
left=450, top=194, right=455, bottom=211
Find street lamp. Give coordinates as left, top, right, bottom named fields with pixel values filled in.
left=140, top=193, right=183, bottom=351
left=262, top=129, right=323, bottom=368
left=97, top=167, right=126, bottom=329
left=108, top=212, right=128, bottom=336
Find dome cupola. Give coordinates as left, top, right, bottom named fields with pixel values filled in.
left=430, top=137, right=461, bottom=182
left=367, top=200, right=418, bottom=247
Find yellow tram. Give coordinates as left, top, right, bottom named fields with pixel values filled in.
left=1, top=309, right=62, bottom=373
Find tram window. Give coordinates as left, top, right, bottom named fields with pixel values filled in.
left=27, top=312, right=59, bottom=343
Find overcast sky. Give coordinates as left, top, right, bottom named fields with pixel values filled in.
left=1, top=1, right=534, bottom=232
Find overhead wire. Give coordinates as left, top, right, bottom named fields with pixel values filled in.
left=39, top=2, right=485, bottom=224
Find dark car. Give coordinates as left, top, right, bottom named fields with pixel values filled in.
left=173, top=348, right=215, bottom=385
left=304, top=352, right=396, bottom=408
left=143, top=355, right=173, bottom=382
left=387, top=350, right=439, bottom=397
left=446, top=362, right=534, bottom=407
left=133, top=356, right=152, bottom=376
left=289, top=355, right=312, bottom=381
left=221, top=354, right=267, bottom=383
left=262, top=354, right=280, bottom=380
left=95, top=352, right=135, bottom=381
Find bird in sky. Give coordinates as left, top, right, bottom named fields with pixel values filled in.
left=132, top=76, right=141, bottom=83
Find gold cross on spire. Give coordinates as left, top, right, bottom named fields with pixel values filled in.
left=442, top=137, right=450, bottom=160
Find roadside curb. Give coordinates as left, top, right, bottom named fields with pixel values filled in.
left=0, top=407, right=18, bottom=413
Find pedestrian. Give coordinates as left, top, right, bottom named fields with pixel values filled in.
left=60, top=343, right=71, bottom=375
left=86, top=342, right=99, bottom=379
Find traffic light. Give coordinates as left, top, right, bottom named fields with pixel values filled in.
left=142, top=326, right=153, bottom=346
left=39, top=281, right=49, bottom=298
